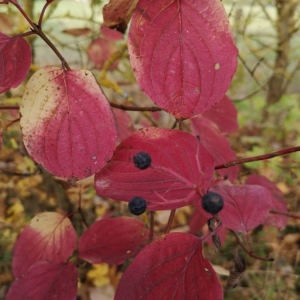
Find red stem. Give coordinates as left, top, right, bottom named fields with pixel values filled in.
left=230, top=230, right=274, bottom=262
left=215, top=146, right=300, bottom=170
left=0, top=106, right=20, bottom=110
left=110, top=102, right=161, bottom=112
left=11, top=0, right=71, bottom=70
left=149, top=211, right=155, bottom=242
left=270, top=209, right=300, bottom=219
left=164, top=209, right=176, bottom=234
left=38, top=1, right=51, bottom=28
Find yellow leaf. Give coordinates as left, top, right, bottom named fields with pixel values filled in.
left=87, top=264, right=110, bottom=287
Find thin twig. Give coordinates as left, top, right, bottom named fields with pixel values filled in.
left=270, top=209, right=300, bottom=219
left=78, top=187, right=88, bottom=228
left=230, top=230, right=274, bottom=262
left=164, top=209, right=176, bottom=234
left=110, top=102, right=161, bottom=112
left=0, top=106, right=20, bottom=110
left=149, top=211, right=155, bottom=242
left=215, top=146, right=300, bottom=170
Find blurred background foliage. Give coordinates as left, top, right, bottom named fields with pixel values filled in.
left=0, top=0, right=300, bottom=299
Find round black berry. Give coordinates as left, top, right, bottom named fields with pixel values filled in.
left=133, top=151, right=152, bottom=169
left=128, top=197, right=147, bottom=215
left=202, top=192, right=224, bottom=214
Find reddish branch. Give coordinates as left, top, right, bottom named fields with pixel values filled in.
left=149, top=211, right=155, bottom=242
left=110, top=102, right=161, bottom=112
left=10, top=0, right=71, bottom=70
left=164, top=209, right=176, bottom=234
left=230, top=230, right=274, bottom=262
left=270, top=209, right=300, bottom=219
left=215, top=146, right=300, bottom=170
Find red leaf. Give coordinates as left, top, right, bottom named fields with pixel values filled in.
left=12, top=212, right=77, bottom=278
left=202, top=95, right=238, bottom=134
left=0, top=32, right=31, bottom=93
left=95, top=127, right=215, bottom=211
left=246, top=175, right=288, bottom=229
left=128, top=0, right=238, bottom=118
left=112, top=108, right=135, bottom=143
left=100, top=25, right=123, bottom=41
left=103, top=0, right=139, bottom=28
left=115, top=233, right=223, bottom=300
left=200, top=183, right=272, bottom=233
left=79, top=217, right=150, bottom=265
left=191, top=117, right=239, bottom=181
left=6, top=261, right=78, bottom=300
left=20, top=66, right=118, bottom=180
left=87, top=37, right=118, bottom=69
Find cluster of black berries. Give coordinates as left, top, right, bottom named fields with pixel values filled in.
left=202, top=192, right=224, bottom=214
left=128, top=152, right=152, bottom=215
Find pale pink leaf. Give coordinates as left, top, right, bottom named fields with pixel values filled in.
left=246, top=175, right=288, bottom=229
left=95, top=127, right=215, bottom=211
left=128, top=0, right=238, bottom=118
left=12, top=212, right=77, bottom=278
left=20, top=66, right=118, bottom=180
left=0, top=32, right=31, bottom=93
left=191, top=117, right=239, bottom=181
left=6, top=261, right=78, bottom=300
left=79, top=217, right=150, bottom=265
left=115, top=233, right=223, bottom=300
left=202, top=95, right=238, bottom=134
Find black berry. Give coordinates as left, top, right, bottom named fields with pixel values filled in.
left=128, top=197, right=147, bottom=215
left=202, top=192, right=224, bottom=214
left=133, top=151, right=151, bottom=169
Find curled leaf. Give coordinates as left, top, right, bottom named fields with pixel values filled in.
left=225, top=253, right=246, bottom=290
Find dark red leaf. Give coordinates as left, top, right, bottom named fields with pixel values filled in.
left=112, top=108, right=135, bottom=143
left=198, top=183, right=272, bottom=233
left=20, top=66, right=118, bottom=180
left=202, top=95, right=238, bottom=134
left=246, top=175, right=288, bottom=229
left=6, top=261, right=78, bottom=300
left=95, top=127, right=215, bottom=211
left=115, top=233, right=222, bottom=300
left=79, top=217, right=150, bottom=265
left=12, top=212, right=77, bottom=278
left=0, top=33, right=31, bottom=93
left=128, top=0, right=238, bottom=118
left=191, top=117, right=239, bottom=181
